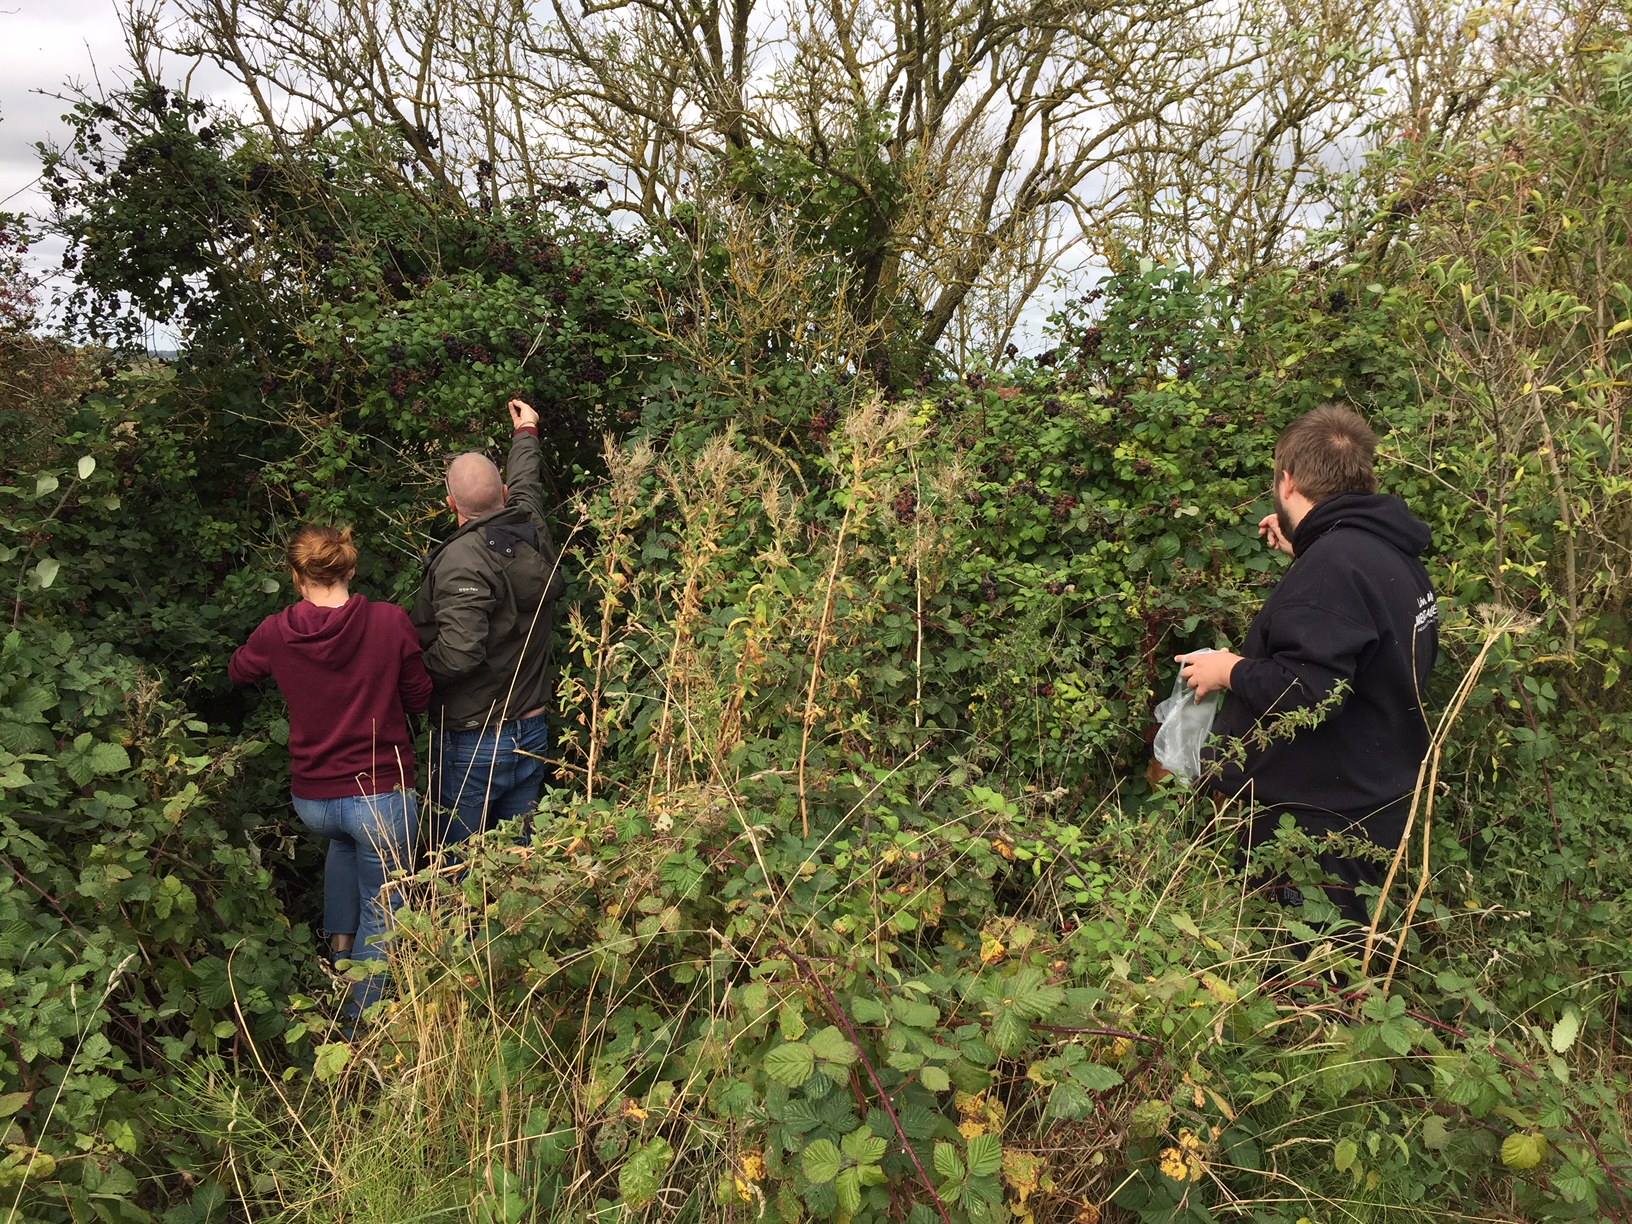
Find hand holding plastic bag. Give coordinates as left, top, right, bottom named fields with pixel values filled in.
left=1153, top=647, right=1221, bottom=782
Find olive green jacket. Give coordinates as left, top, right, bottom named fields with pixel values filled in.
left=411, top=430, right=563, bottom=731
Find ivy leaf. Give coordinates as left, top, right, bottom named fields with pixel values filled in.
left=801, top=1138, right=843, bottom=1184
left=966, top=1133, right=1002, bottom=1179
left=1500, top=1132, right=1548, bottom=1171
left=313, top=1042, right=350, bottom=1083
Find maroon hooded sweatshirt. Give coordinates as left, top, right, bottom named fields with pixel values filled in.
left=229, top=596, right=433, bottom=800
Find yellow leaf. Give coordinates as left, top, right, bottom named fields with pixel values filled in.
left=1608, top=319, right=1632, bottom=338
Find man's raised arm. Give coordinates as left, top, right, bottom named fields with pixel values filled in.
left=505, top=398, right=548, bottom=530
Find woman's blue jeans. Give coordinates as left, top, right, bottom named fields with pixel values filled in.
left=290, top=789, right=418, bottom=1016
left=433, top=714, right=548, bottom=845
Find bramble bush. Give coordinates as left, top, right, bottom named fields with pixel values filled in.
left=5, top=32, right=1632, bottom=1224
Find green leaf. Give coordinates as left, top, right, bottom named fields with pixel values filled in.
left=802, top=1138, right=843, bottom=1184
left=765, top=1041, right=815, bottom=1087
left=891, top=997, right=941, bottom=1028
left=0, top=1091, right=31, bottom=1118
left=212, top=1020, right=237, bottom=1039
left=850, top=996, right=886, bottom=1024
left=834, top=1166, right=862, bottom=1214
left=1130, top=1098, right=1171, bottom=1138
left=619, top=1138, right=673, bottom=1208
left=32, top=557, right=60, bottom=589
left=313, top=1042, right=350, bottom=1083
left=1333, top=1137, right=1359, bottom=1173
left=77, top=455, right=96, bottom=480
left=88, top=741, right=131, bottom=776
left=841, top=1128, right=887, bottom=1167
left=1550, top=1006, right=1582, bottom=1054
left=1068, top=1062, right=1124, bottom=1091
left=35, top=473, right=58, bottom=497
left=919, top=1065, right=951, bottom=1093
left=779, top=1000, right=808, bottom=1041
left=1501, top=1132, right=1547, bottom=1171
left=932, top=1141, right=964, bottom=1182
left=808, top=1024, right=858, bottom=1067
left=966, top=1133, right=1002, bottom=1179
left=1421, top=1115, right=1450, bottom=1152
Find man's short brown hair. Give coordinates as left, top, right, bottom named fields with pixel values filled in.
left=1275, top=405, right=1378, bottom=501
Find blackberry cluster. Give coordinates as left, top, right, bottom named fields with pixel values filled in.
left=980, top=575, right=998, bottom=603
left=893, top=489, right=917, bottom=523
left=1133, top=458, right=1154, bottom=476
left=1078, top=326, right=1103, bottom=356
left=1205, top=412, right=1228, bottom=428
left=1035, top=348, right=1058, bottom=367
left=1045, top=581, right=1066, bottom=596
left=1011, top=479, right=1039, bottom=499
left=1052, top=493, right=1078, bottom=520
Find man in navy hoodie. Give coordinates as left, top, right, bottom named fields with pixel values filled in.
left=1177, top=405, right=1439, bottom=928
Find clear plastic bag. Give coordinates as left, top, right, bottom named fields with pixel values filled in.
left=1153, top=648, right=1222, bottom=782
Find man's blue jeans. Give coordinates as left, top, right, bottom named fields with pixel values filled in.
left=433, top=713, right=548, bottom=844
left=290, top=789, right=418, bottom=1016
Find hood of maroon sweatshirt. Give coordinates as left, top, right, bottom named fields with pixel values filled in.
left=275, top=595, right=372, bottom=668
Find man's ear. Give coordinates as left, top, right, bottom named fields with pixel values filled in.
left=446, top=493, right=459, bottom=516
left=500, top=482, right=509, bottom=505
left=1277, top=468, right=1296, bottom=501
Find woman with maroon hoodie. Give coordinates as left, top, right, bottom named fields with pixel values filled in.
left=229, top=525, right=432, bottom=1016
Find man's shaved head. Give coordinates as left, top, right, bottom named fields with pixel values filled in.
left=446, top=452, right=505, bottom=519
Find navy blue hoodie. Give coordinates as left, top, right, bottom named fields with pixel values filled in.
left=1206, top=492, right=1438, bottom=835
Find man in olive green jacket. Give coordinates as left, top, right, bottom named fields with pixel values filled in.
left=413, top=398, right=563, bottom=843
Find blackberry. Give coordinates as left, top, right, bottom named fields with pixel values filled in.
left=965, top=490, right=985, bottom=506
left=893, top=489, right=917, bottom=523
left=1036, top=681, right=1055, bottom=698
left=1011, top=479, right=1038, bottom=499
left=387, top=343, right=406, bottom=364
left=1134, top=458, right=1154, bottom=477
left=467, top=344, right=492, bottom=366
left=1327, top=289, right=1350, bottom=313
left=1205, top=412, right=1228, bottom=428
left=1043, top=396, right=1065, bottom=416
left=1005, top=343, right=1018, bottom=360
left=567, top=266, right=584, bottom=285
left=980, top=575, right=998, bottom=603
left=1035, top=348, right=1058, bottom=367
left=1052, top=493, right=1078, bottom=520
left=966, top=371, right=986, bottom=390
left=388, top=372, right=410, bottom=400
left=1045, top=581, right=1065, bottom=596
left=247, top=162, right=275, bottom=191
left=1177, top=360, right=1193, bottom=379
left=1079, top=326, right=1103, bottom=354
